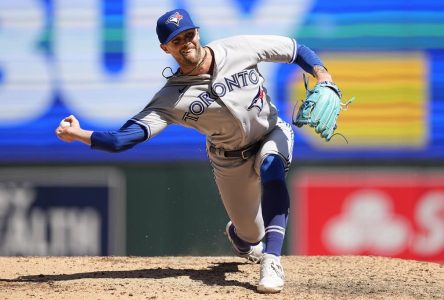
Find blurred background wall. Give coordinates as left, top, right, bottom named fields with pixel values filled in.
left=0, top=0, right=443, bottom=262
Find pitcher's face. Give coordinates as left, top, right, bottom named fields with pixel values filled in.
left=161, top=29, right=203, bottom=67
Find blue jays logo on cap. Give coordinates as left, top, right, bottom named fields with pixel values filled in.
left=156, top=9, right=199, bottom=44
left=166, top=12, right=183, bottom=27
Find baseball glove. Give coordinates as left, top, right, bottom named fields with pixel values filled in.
left=293, top=74, right=353, bottom=142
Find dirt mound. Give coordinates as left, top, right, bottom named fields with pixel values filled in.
left=0, top=256, right=443, bottom=299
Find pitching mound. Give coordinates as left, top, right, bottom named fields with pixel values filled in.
left=0, top=256, right=443, bottom=299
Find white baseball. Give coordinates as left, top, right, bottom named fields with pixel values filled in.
left=60, top=120, right=71, bottom=128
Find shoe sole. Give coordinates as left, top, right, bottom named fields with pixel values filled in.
left=257, top=284, right=283, bottom=293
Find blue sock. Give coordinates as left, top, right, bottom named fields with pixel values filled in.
left=260, top=155, right=290, bottom=257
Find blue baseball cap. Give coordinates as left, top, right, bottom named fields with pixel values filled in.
left=156, top=9, right=199, bottom=45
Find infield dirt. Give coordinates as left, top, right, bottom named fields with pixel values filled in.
left=0, top=256, right=443, bottom=299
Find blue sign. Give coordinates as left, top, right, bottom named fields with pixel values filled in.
left=1, top=0, right=444, bottom=161
left=0, top=168, right=125, bottom=256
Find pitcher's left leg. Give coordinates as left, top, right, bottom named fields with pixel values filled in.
left=258, top=154, right=288, bottom=293
left=260, top=154, right=289, bottom=257
left=254, top=119, right=294, bottom=293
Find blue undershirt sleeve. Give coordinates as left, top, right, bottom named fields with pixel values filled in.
left=294, top=43, right=324, bottom=76
left=91, top=120, right=148, bottom=153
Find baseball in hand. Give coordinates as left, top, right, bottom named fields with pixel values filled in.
left=60, top=120, right=71, bottom=128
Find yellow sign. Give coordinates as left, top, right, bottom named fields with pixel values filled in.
left=290, top=52, right=428, bottom=148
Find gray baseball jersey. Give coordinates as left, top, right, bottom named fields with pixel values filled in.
left=132, top=35, right=296, bottom=242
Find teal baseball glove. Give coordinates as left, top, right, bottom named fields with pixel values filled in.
left=293, top=75, right=353, bottom=141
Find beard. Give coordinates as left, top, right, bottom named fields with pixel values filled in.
left=180, top=46, right=203, bottom=66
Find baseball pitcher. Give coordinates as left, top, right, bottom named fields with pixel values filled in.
left=56, top=8, right=345, bottom=293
